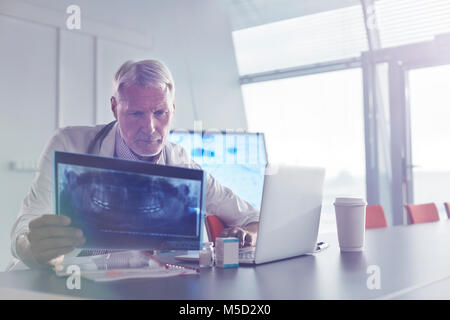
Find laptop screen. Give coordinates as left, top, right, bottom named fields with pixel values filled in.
left=53, top=151, right=205, bottom=250
left=169, top=130, right=267, bottom=210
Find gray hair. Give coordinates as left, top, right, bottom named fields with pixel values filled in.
left=112, top=59, right=175, bottom=101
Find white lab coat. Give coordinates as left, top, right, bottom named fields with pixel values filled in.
left=9, top=123, right=259, bottom=269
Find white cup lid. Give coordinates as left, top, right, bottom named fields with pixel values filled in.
left=334, top=197, right=367, bottom=206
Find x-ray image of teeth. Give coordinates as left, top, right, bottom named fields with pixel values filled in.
left=58, top=164, right=201, bottom=238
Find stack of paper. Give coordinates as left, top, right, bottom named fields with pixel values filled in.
left=54, top=250, right=199, bottom=282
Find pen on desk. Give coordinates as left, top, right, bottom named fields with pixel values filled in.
left=165, top=262, right=200, bottom=273
left=144, top=250, right=200, bottom=273
left=107, top=270, right=120, bottom=276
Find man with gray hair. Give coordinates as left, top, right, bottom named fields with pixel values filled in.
left=9, top=60, right=259, bottom=269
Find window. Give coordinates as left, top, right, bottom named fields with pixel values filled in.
left=232, top=0, right=450, bottom=228
left=409, top=64, right=450, bottom=219
left=232, top=5, right=367, bottom=75
left=242, top=68, right=366, bottom=234
left=232, top=0, right=450, bottom=76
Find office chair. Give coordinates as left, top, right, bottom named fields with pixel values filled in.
left=444, top=202, right=450, bottom=219
left=366, top=205, right=388, bottom=229
left=405, top=203, right=440, bottom=224
left=205, top=215, right=225, bottom=246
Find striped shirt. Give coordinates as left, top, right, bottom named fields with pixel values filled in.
left=114, top=126, right=162, bottom=163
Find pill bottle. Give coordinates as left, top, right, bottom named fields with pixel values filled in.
left=199, top=242, right=214, bottom=268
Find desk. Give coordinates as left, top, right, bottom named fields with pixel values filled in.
left=392, top=276, right=450, bottom=299
left=1, top=221, right=450, bottom=299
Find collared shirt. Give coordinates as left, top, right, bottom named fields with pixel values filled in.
left=114, top=126, right=161, bottom=163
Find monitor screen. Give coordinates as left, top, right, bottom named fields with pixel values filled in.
left=54, top=151, right=205, bottom=250
left=169, top=131, right=267, bottom=210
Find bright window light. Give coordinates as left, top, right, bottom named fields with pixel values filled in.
left=242, top=68, right=366, bottom=234
left=409, top=64, right=450, bottom=219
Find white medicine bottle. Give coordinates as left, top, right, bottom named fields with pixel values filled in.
left=199, top=242, right=214, bottom=268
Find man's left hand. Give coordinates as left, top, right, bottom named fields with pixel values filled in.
left=220, top=222, right=258, bottom=248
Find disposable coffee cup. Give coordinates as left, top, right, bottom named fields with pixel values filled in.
left=334, top=197, right=367, bottom=252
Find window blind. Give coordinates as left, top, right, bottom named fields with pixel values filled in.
left=375, top=0, right=450, bottom=49
left=232, top=0, right=450, bottom=76
left=232, top=5, right=368, bottom=75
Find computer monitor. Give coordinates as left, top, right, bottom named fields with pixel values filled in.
left=169, top=130, right=267, bottom=210
left=54, top=151, right=205, bottom=250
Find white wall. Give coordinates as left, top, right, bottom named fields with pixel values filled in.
left=0, top=0, right=246, bottom=268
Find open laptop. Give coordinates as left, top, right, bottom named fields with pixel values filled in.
left=176, top=164, right=325, bottom=265
left=238, top=164, right=325, bottom=264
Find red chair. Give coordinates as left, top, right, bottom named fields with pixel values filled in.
left=444, top=203, right=450, bottom=219
left=205, top=215, right=225, bottom=246
left=405, top=203, right=440, bottom=224
left=366, top=205, right=387, bottom=229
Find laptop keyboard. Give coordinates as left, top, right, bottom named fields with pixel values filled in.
left=239, top=247, right=256, bottom=260
left=77, top=249, right=125, bottom=257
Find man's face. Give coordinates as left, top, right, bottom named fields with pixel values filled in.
left=112, top=85, right=174, bottom=158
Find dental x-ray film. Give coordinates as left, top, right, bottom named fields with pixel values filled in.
left=53, top=151, right=205, bottom=250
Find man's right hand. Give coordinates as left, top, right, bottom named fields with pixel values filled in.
left=24, top=214, right=86, bottom=267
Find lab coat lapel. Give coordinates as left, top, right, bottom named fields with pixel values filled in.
left=98, top=122, right=117, bottom=157
left=156, top=146, right=167, bottom=165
